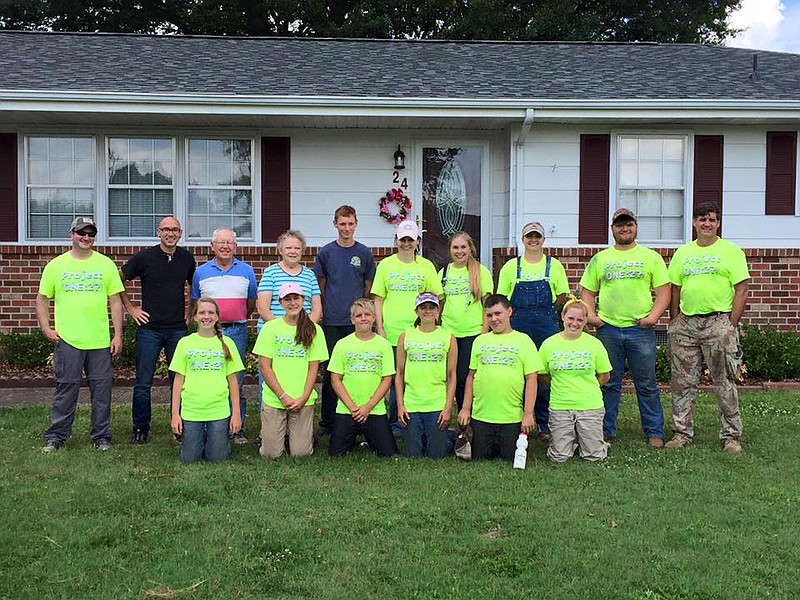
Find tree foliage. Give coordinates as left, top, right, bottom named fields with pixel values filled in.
left=0, top=0, right=742, bottom=44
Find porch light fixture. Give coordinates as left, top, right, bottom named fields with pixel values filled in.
left=393, top=145, right=406, bottom=170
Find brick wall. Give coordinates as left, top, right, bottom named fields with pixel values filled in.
left=2, top=244, right=798, bottom=334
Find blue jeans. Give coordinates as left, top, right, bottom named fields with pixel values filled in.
left=595, top=324, right=664, bottom=440
left=221, top=322, right=248, bottom=425
left=132, top=326, right=187, bottom=434
left=400, top=411, right=454, bottom=459
left=181, top=418, right=231, bottom=463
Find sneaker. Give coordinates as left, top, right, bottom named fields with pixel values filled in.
left=131, top=431, right=148, bottom=445
left=648, top=437, right=665, bottom=449
left=42, top=441, right=59, bottom=454
left=723, top=438, right=742, bottom=454
left=94, top=440, right=112, bottom=451
left=232, top=432, right=248, bottom=445
left=537, top=432, right=552, bottom=442
left=665, top=434, right=691, bottom=450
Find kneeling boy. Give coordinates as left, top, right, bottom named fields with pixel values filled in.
left=328, top=298, right=397, bottom=457
left=458, top=294, right=542, bottom=461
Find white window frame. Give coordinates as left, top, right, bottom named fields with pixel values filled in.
left=18, top=130, right=260, bottom=245
left=611, top=131, right=692, bottom=245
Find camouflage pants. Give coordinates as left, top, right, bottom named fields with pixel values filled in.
left=668, top=314, right=743, bottom=441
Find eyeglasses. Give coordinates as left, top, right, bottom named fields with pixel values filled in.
left=212, top=240, right=235, bottom=246
left=73, top=229, right=96, bottom=238
left=159, top=227, right=182, bottom=234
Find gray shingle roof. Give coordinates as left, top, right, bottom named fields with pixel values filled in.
left=1, top=30, right=799, bottom=101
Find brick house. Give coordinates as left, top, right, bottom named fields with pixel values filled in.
left=0, top=31, right=798, bottom=333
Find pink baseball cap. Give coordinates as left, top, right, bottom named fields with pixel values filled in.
left=278, top=282, right=304, bottom=299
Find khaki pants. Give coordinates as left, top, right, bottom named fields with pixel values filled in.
left=547, top=408, right=608, bottom=463
left=668, top=314, right=742, bottom=441
left=259, top=405, right=314, bottom=459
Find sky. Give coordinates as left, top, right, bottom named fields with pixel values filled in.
left=726, top=0, right=800, bottom=53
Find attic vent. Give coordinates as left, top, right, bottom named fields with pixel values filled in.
left=749, top=53, right=761, bottom=82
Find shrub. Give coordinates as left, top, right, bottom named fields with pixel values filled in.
left=655, top=344, right=671, bottom=383
left=741, top=325, right=800, bottom=380
left=0, top=330, right=53, bottom=369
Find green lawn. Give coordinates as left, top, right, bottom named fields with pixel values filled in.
left=2, top=391, right=799, bottom=600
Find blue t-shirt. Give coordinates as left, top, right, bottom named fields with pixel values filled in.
left=314, top=241, right=376, bottom=326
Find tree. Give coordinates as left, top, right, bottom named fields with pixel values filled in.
left=0, top=0, right=742, bottom=44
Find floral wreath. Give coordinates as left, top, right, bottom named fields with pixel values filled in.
left=379, top=188, right=412, bottom=224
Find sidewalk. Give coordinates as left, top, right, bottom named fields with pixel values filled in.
left=0, top=385, right=170, bottom=407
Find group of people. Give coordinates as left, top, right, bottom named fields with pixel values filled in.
left=37, top=201, right=750, bottom=464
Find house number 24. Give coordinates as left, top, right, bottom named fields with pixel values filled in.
left=392, top=171, right=408, bottom=189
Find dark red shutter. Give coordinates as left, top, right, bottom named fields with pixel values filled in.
left=578, top=134, right=610, bottom=244
left=0, top=133, right=18, bottom=242
left=693, top=135, right=724, bottom=235
left=261, top=137, right=291, bottom=243
left=766, top=131, right=797, bottom=216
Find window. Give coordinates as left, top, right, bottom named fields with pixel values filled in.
left=616, top=135, right=686, bottom=243
left=108, top=137, right=174, bottom=237
left=26, top=136, right=95, bottom=239
left=22, top=134, right=257, bottom=242
left=186, top=139, right=253, bottom=239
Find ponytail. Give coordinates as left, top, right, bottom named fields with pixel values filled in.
left=213, top=321, right=233, bottom=361
left=294, top=308, right=317, bottom=349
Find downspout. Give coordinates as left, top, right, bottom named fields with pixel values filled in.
left=511, top=108, right=535, bottom=252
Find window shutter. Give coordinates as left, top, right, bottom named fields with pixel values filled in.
left=0, top=134, right=18, bottom=242
left=578, top=134, right=610, bottom=244
left=693, top=135, right=724, bottom=235
left=766, top=131, right=797, bottom=216
left=261, top=137, right=291, bottom=243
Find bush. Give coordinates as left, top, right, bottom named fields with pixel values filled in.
left=741, top=325, right=800, bottom=380
left=655, top=344, right=671, bottom=383
left=0, top=330, right=53, bottom=369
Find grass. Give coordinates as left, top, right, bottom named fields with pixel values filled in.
left=1, top=392, right=800, bottom=600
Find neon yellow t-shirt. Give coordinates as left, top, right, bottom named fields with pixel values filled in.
left=38, top=251, right=124, bottom=350
left=438, top=263, right=494, bottom=337
left=370, top=254, right=443, bottom=345
left=538, top=332, right=612, bottom=411
left=496, top=255, right=569, bottom=303
left=579, top=245, right=670, bottom=328
left=469, top=330, right=543, bottom=424
left=400, top=326, right=453, bottom=412
left=328, top=333, right=395, bottom=416
left=668, top=238, right=750, bottom=315
left=252, top=318, right=329, bottom=409
left=169, top=333, right=244, bottom=421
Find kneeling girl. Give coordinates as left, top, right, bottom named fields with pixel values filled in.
left=395, top=292, right=457, bottom=458
left=538, top=298, right=612, bottom=462
left=169, top=297, right=244, bottom=464
left=253, top=282, right=328, bottom=459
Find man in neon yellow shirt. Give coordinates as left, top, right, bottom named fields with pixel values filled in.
left=37, top=217, right=124, bottom=453
left=458, top=294, right=542, bottom=461
left=580, top=208, right=670, bottom=447
left=665, top=202, right=750, bottom=454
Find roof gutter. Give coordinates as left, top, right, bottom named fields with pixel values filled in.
left=511, top=108, right=535, bottom=246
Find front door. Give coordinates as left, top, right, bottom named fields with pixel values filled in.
left=420, top=146, right=483, bottom=270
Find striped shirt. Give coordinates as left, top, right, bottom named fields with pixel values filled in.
left=191, top=258, right=257, bottom=323
left=256, top=263, right=320, bottom=328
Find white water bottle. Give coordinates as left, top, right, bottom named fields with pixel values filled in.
left=513, top=432, right=528, bottom=469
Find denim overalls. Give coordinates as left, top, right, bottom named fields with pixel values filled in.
left=509, top=255, right=560, bottom=433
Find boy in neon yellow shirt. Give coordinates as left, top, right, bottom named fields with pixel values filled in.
left=458, top=294, right=542, bottom=461
left=328, top=298, right=397, bottom=457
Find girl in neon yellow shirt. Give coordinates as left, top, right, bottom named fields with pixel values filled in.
left=538, top=298, right=612, bottom=463
left=253, top=282, right=329, bottom=459
left=395, top=293, right=457, bottom=458
left=438, top=231, right=493, bottom=411
left=169, top=297, right=244, bottom=464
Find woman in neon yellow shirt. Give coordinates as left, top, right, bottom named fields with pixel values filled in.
left=253, top=282, right=329, bottom=459
left=538, top=298, right=612, bottom=463
left=395, top=293, right=457, bottom=458
left=438, top=231, right=493, bottom=410
left=169, top=297, right=244, bottom=464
